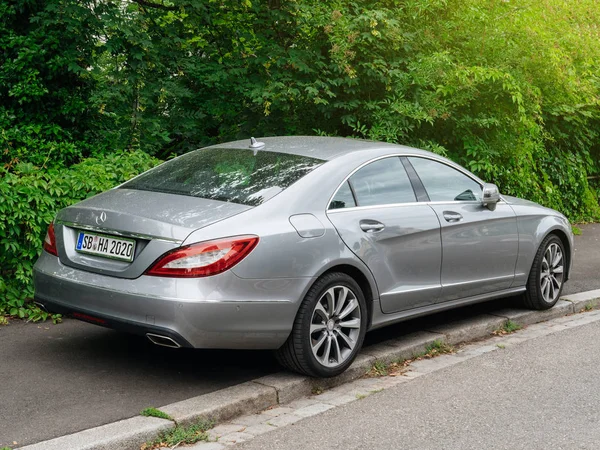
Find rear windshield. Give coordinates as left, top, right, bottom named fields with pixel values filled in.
left=122, top=148, right=324, bottom=206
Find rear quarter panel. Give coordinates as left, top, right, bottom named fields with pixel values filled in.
left=181, top=156, right=383, bottom=307
left=182, top=206, right=379, bottom=297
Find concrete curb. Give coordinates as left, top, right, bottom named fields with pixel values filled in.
left=17, top=416, right=173, bottom=450
left=161, top=382, right=277, bottom=428
left=561, top=288, right=600, bottom=312
left=18, top=290, right=600, bottom=450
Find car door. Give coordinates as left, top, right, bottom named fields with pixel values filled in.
left=406, top=156, right=519, bottom=302
left=327, top=156, right=442, bottom=314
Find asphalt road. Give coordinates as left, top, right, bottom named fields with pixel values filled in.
left=562, top=223, right=600, bottom=295
left=0, top=322, right=279, bottom=448
left=1, top=224, right=598, bottom=447
left=238, top=319, right=600, bottom=450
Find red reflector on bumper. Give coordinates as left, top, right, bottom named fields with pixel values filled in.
left=72, top=312, right=106, bottom=325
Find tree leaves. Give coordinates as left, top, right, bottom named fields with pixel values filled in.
left=0, top=151, right=160, bottom=318
left=1, top=0, right=599, bottom=321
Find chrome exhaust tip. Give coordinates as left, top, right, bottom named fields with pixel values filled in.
left=146, top=333, right=182, bottom=349
left=34, top=302, right=48, bottom=312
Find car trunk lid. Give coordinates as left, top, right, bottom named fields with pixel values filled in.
left=55, top=188, right=252, bottom=279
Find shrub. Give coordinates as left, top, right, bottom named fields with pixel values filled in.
left=0, top=150, right=161, bottom=321
left=319, top=0, right=600, bottom=221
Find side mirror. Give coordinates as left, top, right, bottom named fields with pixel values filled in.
left=482, top=183, right=500, bottom=211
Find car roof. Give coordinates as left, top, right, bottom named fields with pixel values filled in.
left=207, top=136, right=431, bottom=161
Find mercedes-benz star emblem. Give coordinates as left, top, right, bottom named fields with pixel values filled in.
left=95, top=211, right=107, bottom=225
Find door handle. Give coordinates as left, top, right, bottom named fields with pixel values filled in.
left=360, top=220, right=385, bottom=233
left=443, top=211, right=463, bottom=223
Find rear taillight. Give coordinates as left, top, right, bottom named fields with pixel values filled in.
left=43, top=223, right=58, bottom=256
left=145, top=235, right=259, bottom=278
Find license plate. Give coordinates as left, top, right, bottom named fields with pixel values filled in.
left=75, top=231, right=136, bottom=262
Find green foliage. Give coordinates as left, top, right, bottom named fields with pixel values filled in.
left=371, top=361, right=389, bottom=377
left=497, top=320, right=522, bottom=335
left=145, top=419, right=213, bottom=448
left=0, top=0, right=102, bottom=168
left=424, top=339, right=455, bottom=356
left=322, top=0, right=600, bottom=221
left=78, top=0, right=600, bottom=220
left=0, top=151, right=161, bottom=320
left=1, top=0, right=599, bottom=322
left=140, top=407, right=173, bottom=421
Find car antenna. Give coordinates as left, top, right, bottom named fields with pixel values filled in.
left=249, top=137, right=265, bottom=155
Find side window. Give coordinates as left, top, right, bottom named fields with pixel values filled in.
left=408, top=157, right=482, bottom=202
left=329, top=181, right=356, bottom=210
left=348, top=157, right=416, bottom=207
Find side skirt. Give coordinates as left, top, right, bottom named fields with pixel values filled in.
left=369, top=287, right=526, bottom=331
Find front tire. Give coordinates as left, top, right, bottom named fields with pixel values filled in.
left=276, top=272, right=368, bottom=378
left=523, top=234, right=566, bottom=310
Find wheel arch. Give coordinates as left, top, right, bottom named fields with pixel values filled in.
left=516, top=212, right=574, bottom=286
left=317, top=263, right=377, bottom=327
left=523, top=228, right=570, bottom=310
left=544, top=228, right=572, bottom=281
left=544, top=229, right=572, bottom=281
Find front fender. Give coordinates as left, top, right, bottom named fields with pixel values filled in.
left=512, top=210, right=574, bottom=286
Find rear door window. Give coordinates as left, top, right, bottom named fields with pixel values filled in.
left=329, top=181, right=356, bottom=209
left=347, top=157, right=416, bottom=207
left=122, top=148, right=324, bottom=206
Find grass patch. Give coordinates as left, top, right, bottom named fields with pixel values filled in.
left=141, top=407, right=173, bottom=421
left=311, top=386, right=324, bottom=395
left=0, top=316, right=8, bottom=326
left=584, top=302, right=594, bottom=312
left=494, top=320, right=522, bottom=336
left=572, top=226, right=582, bottom=236
left=1, top=447, right=12, bottom=450
left=496, top=344, right=506, bottom=349
left=424, top=339, right=454, bottom=357
left=370, top=361, right=389, bottom=377
left=142, top=419, right=213, bottom=450
left=367, top=359, right=406, bottom=377
left=367, top=340, right=455, bottom=378
left=355, top=393, right=367, bottom=399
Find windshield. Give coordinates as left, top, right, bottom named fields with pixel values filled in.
left=121, top=148, right=324, bottom=206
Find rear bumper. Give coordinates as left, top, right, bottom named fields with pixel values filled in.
left=35, top=297, right=194, bottom=347
left=33, top=251, right=310, bottom=349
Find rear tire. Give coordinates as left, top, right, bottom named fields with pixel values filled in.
left=523, top=234, right=566, bottom=310
left=276, top=272, right=368, bottom=378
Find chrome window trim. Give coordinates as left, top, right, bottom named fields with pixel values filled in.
left=326, top=153, right=485, bottom=212
left=328, top=202, right=422, bottom=214
left=56, top=220, right=182, bottom=244
left=326, top=199, right=507, bottom=214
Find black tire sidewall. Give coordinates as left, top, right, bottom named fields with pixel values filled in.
left=300, top=273, right=368, bottom=378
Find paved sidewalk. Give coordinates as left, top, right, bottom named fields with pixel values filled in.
left=233, top=313, right=600, bottom=450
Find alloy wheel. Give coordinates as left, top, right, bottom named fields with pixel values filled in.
left=540, top=242, right=564, bottom=303
left=309, top=285, right=361, bottom=368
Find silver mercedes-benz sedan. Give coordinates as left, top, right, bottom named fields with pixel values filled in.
left=34, top=136, right=573, bottom=377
